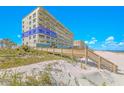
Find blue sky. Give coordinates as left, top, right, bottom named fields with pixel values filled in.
left=0, top=6, right=124, bottom=50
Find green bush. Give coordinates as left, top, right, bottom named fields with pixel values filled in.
left=21, top=45, right=30, bottom=52
left=102, top=82, right=107, bottom=86
left=39, top=72, right=52, bottom=85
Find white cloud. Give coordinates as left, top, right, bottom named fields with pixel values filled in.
left=89, top=41, right=96, bottom=44
left=91, top=37, right=96, bottom=40
left=17, top=35, right=21, bottom=38
left=85, top=41, right=88, bottom=44
left=100, top=36, right=124, bottom=50
left=89, top=37, right=97, bottom=45
left=104, top=36, right=118, bottom=46
left=118, top=42, right=124, bottom=46
left=86, top=35, right=124, bottom=50
left=105, top=36, right=114, bottom=42
left=85, top=37, right=98, bottom=45
left=101, top=44, right=106, bottom=48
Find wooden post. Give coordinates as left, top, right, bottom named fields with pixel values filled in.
left=81, top=62, right=83, bottom=69
left=112, top=65, right=117, bottom=73
left=61, top=48, right=63, bottom=58
left=98, top=56, right=101, bottom=69
left=47, top=47, right=48, bottom=52
left=41, top=47, right=43, bottom=51
left=53, top=47, right=54, bottom=55
left=72, top=48, right=74, bottom=62
left=85, top=45, right=88, bottom=65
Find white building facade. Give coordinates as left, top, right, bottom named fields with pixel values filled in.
left=22, top=7, right=73, bottom=48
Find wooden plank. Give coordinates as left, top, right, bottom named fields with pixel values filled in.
left=39, top=47, right=118, bottom=73
left=98, top=56, right=101, bottom=69
left=85, top=46, right=88, bottom=65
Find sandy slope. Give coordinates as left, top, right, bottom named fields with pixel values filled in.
left=0, top=59, right=124, bottom=86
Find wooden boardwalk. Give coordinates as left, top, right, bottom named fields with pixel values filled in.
left=37, top=47, right=118, bottom=73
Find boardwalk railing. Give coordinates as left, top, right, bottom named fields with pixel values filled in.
left=41, top=48, right=85, bottom=57
left=37, top=47, right=118, bottom=73
left=87, top=48, right=117, bottom=73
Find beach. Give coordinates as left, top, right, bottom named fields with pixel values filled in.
left=95, top=51, right=124, bottom=73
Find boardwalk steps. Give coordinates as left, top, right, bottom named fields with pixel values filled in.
left=37, top=48, right=118, bottom=73
left=87, top=49, right=117, bottom=73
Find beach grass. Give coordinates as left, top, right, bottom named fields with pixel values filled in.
left=0, top=71, right=52, bottom=86
left=0, top=47, right=62, bottom=69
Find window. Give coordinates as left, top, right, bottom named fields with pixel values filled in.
left=47, top=41, right=50, bottom=43
left=33, top=35, right=36, bottom=38
left=34, top=40, right=36, bottom=43
left=26, top=42, right=28, bottom=45
left=29, top=21, right=31, bottom=25
left=33, top=18, right=36, bottom=23
left=39, top=23, right=42, bottom=26
left=33, top=25, right=36, bottom=28
left=29, top=36, right=31, bottom=40
left=33, top=29, right=36, bottom=33
left=33, top=13, right=36, bottom=18
left=39, top=35, right=45, bottom=39
left=51, top=38, right=54, bottom=40
left=29, top=16, right=31, bottom=19
left=39, top=18, right=42, bottom=21
left=39, top=12, right=42, bottom=16
left=46, top=36, right=50, bottom=39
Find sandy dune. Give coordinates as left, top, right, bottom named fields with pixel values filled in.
left=0, top=51, right=124, bottom=86
left=0, top=59, right=124, bottom=86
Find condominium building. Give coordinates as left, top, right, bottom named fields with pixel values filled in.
left=22, top=7, right=73, bottom=48
left=73, top=40, right=85, bottom=49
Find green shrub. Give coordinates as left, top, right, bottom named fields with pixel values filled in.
left=25, top=75, right=39, bottom=86
left=21, top=45, right=30, bottom=52
left=102, top=82, right=107, bottom=86
left=9, top=72, right=23, bottom=86
left=39, top=71, right=52, bottom=86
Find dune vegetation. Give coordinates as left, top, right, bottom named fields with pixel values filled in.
left=0, top=45, right=63, bottom=69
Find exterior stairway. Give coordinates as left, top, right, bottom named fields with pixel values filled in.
left=37, top=47, right=118, bottom=73
left=86, top=48, right=117, bottom=73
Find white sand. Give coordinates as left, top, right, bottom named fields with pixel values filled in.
left=0, top=59, right=124, bottom=86
left=95, top=51, right=124, bottom=72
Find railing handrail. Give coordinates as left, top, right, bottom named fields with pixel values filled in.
left=38, top=47, right=118, bottom=73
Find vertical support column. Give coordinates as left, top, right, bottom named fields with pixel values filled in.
left=47, top=47, right=48, bottom=52
left=53, top=48, right=54, bottom=54
left=98, top=56, right=101, bottom=69
left=61, top=48, right=63, bottom=59
left=72, top=48, right=74, bottom=62
left=42, top=47, right=44, bottom=51
left=112, top=65, right=117, bottom=73
left=85, top=45, right=88, bottom=65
